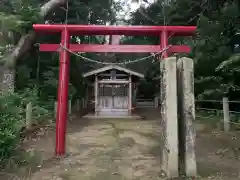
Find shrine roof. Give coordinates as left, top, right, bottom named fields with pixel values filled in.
left=82, top=65, right=144, bottom=78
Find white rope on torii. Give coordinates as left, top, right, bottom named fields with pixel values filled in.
left=59, top=43, right=172, bottom=65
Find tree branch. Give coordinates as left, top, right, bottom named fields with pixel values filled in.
left=4, top=0, right=67, bottom=68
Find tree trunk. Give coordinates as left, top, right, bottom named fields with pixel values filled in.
left=0, top=0, right=67, bottom=92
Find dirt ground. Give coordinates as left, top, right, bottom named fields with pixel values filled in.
left=5, top=109, right=240, bottom=180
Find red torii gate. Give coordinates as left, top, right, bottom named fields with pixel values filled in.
left=33, top=24, right=196, bottom=156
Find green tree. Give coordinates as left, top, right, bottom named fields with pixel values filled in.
left=128, top=0, right=240, bottom=99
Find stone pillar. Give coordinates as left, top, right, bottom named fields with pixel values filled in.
left=154, top=96, right=159, bottom=108
left=0, top=64, right=15, bottom=92
left=160, top=57, right=178, bottom=178
left=128, top=75, right=132, bottom=115
left=177, top=57, right=197, bottom=177
left=94, top=75, right=98, bottom=116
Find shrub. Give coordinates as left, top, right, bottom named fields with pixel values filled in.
left=0, top=91, right=24, bottom=162
left=0, top=88, right=53, bottom=164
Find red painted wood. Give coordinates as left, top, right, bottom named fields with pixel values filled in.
left=55, top=28, right=70, bottom=156
left=39, top=44, right=191, bottom=53
left=161, top=31, right=168, bottom=58
left=33, top=24, right=196, bottom=36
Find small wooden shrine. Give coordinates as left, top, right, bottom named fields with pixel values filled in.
left=83, top=65, right=144, bottom=117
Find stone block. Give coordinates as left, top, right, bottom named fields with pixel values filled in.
left=177, top=57, right=197, bottom=177
left=160, top=56, right=179, bottom=178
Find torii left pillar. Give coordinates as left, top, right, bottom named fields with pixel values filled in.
left=55, top=28, right=70, bottom=156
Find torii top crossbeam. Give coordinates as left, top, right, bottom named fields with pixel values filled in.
left=33, top=24, right=196, bottom=36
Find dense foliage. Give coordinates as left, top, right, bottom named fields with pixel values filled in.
left=129, top=0, right=240, bottom=100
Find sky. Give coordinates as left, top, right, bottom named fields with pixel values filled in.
left=115, top=0, right=155, bottom=23
left=106, top=0, right=155, bottom=44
